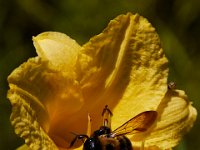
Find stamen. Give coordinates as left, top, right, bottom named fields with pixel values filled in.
left=102, top=105, right=113, bottom=128
left=87, top=113, right=92, bottom=137
left=140, top=140, right=145, bottom=150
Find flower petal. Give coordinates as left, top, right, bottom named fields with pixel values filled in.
left=16, top=144, right=30, bottom=150
left=8, top=88, right=58, bottom=149
left=44, top=13, right=168, bottom=147
left=33, top=32, right=81, bottom=72
left=8, top=32, right=83, bottom=149
left=8, top=56, right=84, bottom=148
left=75, top=13, right=168, bottom=131
left=132, top=89, right=197, bottom=149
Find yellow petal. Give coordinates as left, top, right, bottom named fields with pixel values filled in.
left=8, top=32, right=83, bottom=149
left=8, top=57, right=84, bottom=148
left=133, top=89, right=197, bottom=149
left=33, top=32, right=81, bottom=72
left=8, top=88, right=58, bottom=149
left=74, top=146, right=83, bottom=150
left=37, top=13, right=168, bottom=147
left=16, top=144, right=30, bottom=150
left=75, top=13, right=168, bottom=132
left=8, top=58, right=50, bottom=131
left=111, top=13, right=168, bottom=129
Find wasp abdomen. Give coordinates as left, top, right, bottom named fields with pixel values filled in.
left=98, top=135, right=132, bottom=150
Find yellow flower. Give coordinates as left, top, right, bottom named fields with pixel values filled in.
left=7, top=13, right=196, bottom=150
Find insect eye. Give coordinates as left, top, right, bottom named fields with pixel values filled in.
left=83, top=138, right=102, bottom=150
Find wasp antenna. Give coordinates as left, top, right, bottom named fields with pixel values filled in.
left=69, top=132, right=79, bottom=147
left=69, top=134, right=89, bottom=148
left=69, top=134, right=78, bottom=148
left=70, top=132, right=78, bottom=136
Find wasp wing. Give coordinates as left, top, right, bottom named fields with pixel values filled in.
left=112, top=111, right=157, bottom=136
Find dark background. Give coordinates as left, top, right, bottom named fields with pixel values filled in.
left=0, top=0, right=199, bottom=149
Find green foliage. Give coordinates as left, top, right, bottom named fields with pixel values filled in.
left=0, top=0, right=199, bottom=149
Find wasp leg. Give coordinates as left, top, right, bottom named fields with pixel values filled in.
left=102, top=105, right=113, bottom=128
left=69, top=133, right=88, bottom=148
left=87, top=113, right=92, bottom=137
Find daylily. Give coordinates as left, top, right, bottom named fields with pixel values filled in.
left=7, top=13, right=196, bottom=150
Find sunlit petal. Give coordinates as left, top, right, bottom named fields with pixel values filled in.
left=110, top=14, right=169, bottom=130
left=74, top=13, right=168, bottom=133
left=8, top=32, right=84, bottom=148
left=132, top=89, right=197, bottom=149
left=33, top=32, right=81, bottom=72
left=7, top=13, right=196, bottom=150
left=16, top=144, right=30, bottom=150
left=40, top=13, right=170, bottom=148
left=8, top=87, right=58, bottom=149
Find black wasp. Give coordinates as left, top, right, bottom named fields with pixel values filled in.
left=70, top=105, right=157, bottom=150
